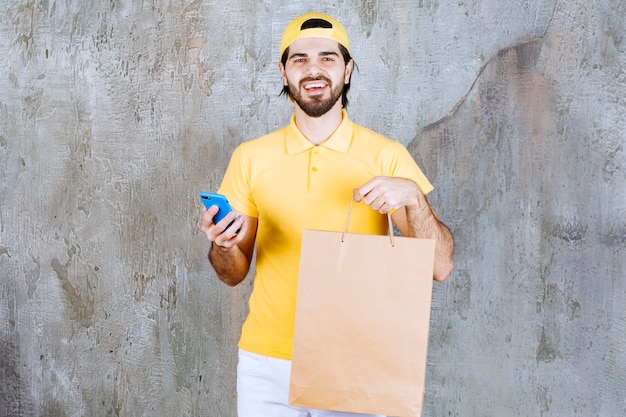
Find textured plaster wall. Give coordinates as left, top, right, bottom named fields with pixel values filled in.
left=0, top=1, right=624, bottom=416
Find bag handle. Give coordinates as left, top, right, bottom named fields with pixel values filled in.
left=342, top=198, right=395, bottom=247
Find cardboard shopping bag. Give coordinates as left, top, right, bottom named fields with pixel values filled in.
left=289, top=203, right=436, bottom=417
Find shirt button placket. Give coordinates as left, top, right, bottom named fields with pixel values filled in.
left=310, top=148, right=321, bottom=191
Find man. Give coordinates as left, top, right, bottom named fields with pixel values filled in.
left=201, top=12, right=454, bottom=417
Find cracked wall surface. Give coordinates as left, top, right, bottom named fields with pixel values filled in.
left=1, top=0, right=624, bottom=416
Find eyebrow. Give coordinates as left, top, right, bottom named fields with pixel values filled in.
left=288, top=51, right=340, bottom=60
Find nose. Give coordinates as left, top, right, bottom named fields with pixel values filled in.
left=305, top=61, right=322, bottom=77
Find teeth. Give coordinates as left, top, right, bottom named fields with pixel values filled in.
left=305, top=82, right=326, bottom=89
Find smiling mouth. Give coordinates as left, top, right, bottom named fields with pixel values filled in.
left=304, top=81, right=327, bottom=90
left=301, top=77, right=330, bottom=94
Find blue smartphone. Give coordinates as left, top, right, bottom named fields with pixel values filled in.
left=199, top=192, right=234, bottom=225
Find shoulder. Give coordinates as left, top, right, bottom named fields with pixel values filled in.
left=350, top=121, right=405, bottom=153
left=240, top=126, right=287, bottom=151
left=351, top=121, right=391, bottom=142
left=230, top=126, right=288, bottom=165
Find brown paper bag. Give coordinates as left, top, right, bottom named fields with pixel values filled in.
left=289, top=203, right=436, bottom=417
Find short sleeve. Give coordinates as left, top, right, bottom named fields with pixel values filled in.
left=217, top=144, right=259, bottom=218
left=389, top=141, right=434, bottom=195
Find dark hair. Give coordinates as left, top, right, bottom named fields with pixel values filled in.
left=280, top=43, right=355, bottom=108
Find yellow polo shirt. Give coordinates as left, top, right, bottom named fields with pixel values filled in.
left=218, top=110, right=433, bottom=360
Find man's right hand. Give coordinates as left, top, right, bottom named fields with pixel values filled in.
left=202, top=206, right=258, bottom=286
left=201, top=205, right=247, bottom=249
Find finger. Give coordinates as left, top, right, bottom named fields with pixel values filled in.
left=214, top=217, right=246, bottom=247
left=202, top=205, right=220, bottom=221
left=368, top=195, right=386, bottom=211
left=377, top=202, right=392, bottom=214
left=201, top=206, right=219, bottom=231
left=215, top=211, right=238, bottom=232
left=363, top=187, right=387, bottom=207
left=353, top=180, right=377, bottom=202
left=201, top=216, right=215, bottom=233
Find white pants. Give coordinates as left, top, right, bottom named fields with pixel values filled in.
left=237, top=350, right=386, bottom=417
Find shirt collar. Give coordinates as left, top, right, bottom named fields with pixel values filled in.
left=285, top=109, right=354, bottom=154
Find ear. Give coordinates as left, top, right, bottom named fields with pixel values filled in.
left=278, top=62, right=288, bottom=86
left=344, top=59, right=354, bottom=84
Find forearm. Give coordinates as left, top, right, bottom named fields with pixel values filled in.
left=208, top=243, right=251, bottom=286
left=405, top=200, right=454, bottom=281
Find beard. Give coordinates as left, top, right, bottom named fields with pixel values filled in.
left=287, top=76, right=344, bottom=118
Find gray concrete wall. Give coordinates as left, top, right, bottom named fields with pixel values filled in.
left=0, top=0, right=624, bottom=416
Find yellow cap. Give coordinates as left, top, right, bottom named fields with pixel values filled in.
left=279, top=12, right=350, bottom=58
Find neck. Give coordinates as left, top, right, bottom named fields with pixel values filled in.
left=293, top=102, right=344, bottom=146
